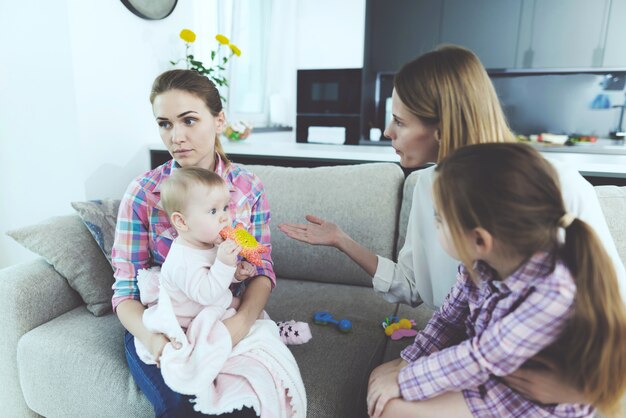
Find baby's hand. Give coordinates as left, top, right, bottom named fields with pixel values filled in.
left=234, top=261, right=257, bottom=282
left=216, top=239, right=241, bottom=267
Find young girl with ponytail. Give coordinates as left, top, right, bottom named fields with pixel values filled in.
left=367, top=143, right=626, bottom=418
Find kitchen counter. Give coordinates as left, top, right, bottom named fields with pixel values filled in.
left=150, top=132, right=626, bottom=179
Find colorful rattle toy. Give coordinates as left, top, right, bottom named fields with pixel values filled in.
left=313, top=311, right=353, bottom=333
left=219, top=223, right=268, bottom=266
left=381, top=316, right=417, bottom=340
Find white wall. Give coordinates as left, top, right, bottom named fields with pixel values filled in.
left=0, top=0, right=365, bottom=269
left=0, top=0, right=85, bottom=267
left=0, top=0, right=198, bottom=268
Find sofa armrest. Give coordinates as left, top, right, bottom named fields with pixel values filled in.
left=0, top=258, right=83, bottom=417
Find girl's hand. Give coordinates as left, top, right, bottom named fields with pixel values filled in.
left=148, top=333, right=182, bottom=368
left=367, top=358, right=407, bottom=417
left=503, top=357, right=587, bottom=404
left=234, top=261, right=256, bottom=282
left=277, top=215, right=346, bottom=248
left=216, top=239, right=241, bottom=267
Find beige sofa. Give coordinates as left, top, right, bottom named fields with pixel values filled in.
left=1, top=162, right=625, bottom=418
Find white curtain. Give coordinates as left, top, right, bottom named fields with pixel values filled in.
left=217, top=0, right=297, bottom=127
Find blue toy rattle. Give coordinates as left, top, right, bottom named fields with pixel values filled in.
left=313, top=311, right=353, bottom=333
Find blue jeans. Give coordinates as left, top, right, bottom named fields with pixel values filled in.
left=124, top=331, right=257, bottom=418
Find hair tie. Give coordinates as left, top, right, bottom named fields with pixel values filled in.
left=558, top=213, right=575, bottom=229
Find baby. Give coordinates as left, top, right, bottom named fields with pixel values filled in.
left=155, top=165, right=256, bottom=326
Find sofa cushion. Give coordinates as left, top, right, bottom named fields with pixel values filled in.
left=17, top=279, right=397, bottom=418
left=265, top=278, right=399, bottom=418
left=17, top=306, right=152, bottom=418
left=71, top=199, right=121, bottom=265
left=7, top=215, right=114, bottom=316
left=247, top=163, right=405, bottom=287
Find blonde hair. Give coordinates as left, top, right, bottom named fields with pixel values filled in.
left=150, top=69, right=230, bottom=166
left=161, top=166, right=226, bottom=219
left=394, top=45, right=515, bottom=162
left=433, top=143, right=626, bottom=416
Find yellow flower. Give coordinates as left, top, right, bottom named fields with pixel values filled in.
left=229, top=43, right=241, bottom=57
left=215, top=34, right=230, bottom=45
left=179, top=29, right=196, bottom=43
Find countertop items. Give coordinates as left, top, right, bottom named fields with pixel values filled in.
left=150, top=131, right=626, bottom=179
left=529, top=137, right=626, bottom=156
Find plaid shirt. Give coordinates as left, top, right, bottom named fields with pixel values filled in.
left=111, top=155, right=275, bottom=311
left=399, top=252, right=594, bottom=417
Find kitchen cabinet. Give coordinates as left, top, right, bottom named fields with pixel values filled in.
left=440, top=0, right=522, bottom=69
left=603, top=0, right=626, bottom=67
left=366, top=0, right=441, bottom=73
left=366, top=0, right=624, bottom=70
left=515, top=0, right=610, bottom=68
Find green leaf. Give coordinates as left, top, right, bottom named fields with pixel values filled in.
left=223, top=56, right=228, bottom=64
left=211, top=51, right=216, bottom=60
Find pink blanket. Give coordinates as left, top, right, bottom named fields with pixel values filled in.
left=135, top=273, right=306, bottom=417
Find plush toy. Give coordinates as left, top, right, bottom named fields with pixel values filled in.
left=381, top=316, right=417, bottom=340
left=219, top=223, right=268, bottom=266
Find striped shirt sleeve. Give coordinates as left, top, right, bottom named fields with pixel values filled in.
left=110, top=180, right=151, bottom=311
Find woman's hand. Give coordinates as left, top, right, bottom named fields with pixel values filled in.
left=367, top=358, right=408, bottom=417
left=277, top=215, right=346, bottom=248
left=503, top=357, right=587, bottom=405
left=147, top=333, right=181, bottom=368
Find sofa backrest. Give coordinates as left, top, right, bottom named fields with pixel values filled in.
left=596, top=185, right=626, bottom=267
left=247, top=163, right=405, bottom=287
left=397, top=170, right=419, bottom=252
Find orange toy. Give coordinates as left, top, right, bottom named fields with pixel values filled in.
left=219, top=223, right=268, bottom=266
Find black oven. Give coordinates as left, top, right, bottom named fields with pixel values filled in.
left=296, top=69, right=362, bottom=145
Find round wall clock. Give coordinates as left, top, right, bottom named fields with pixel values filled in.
left=121, top=0, right=178, bottom=20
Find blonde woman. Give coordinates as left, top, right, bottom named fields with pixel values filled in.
left=279, top=45, right=626, bottom=406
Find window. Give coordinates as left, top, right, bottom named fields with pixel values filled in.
left=193, top=0, right=295, bottom=128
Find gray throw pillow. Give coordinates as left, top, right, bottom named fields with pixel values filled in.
left=71, top=199, right=121, bottom=265
left=7, top=215, right=114, bottom=316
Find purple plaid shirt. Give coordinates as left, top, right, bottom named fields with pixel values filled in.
left=398, top=252, right=594, bottom=417
left=111, top=154, right=275, bottom=311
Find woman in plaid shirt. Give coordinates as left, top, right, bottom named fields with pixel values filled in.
left=367, top=143, right=626, bottom=417
left=111, top=70, right=274, bottom=418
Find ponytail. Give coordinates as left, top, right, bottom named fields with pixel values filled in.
left=557, top=219, right=626, bottom=416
